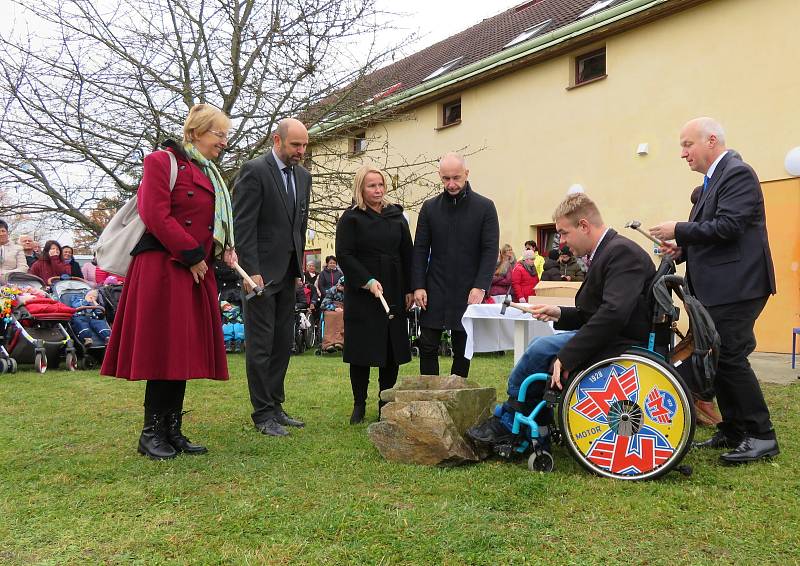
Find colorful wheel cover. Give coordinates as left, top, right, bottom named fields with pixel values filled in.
left=562, top=356, right=692, bottom=478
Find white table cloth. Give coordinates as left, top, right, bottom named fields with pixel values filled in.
left=461, top=303, right=554, bottom=363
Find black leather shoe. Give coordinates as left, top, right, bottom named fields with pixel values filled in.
left=350, top=403, right=366, bottom=425
left=276, top=410, right=305, bottom=428
left=692, top=430, right=736, bottom=449
left=255, top=417, right=289, bottom=437
left=466, top=416, right=513, bottom=446
left=720, top=436, right=779, bottom=464
left=166, top=410, right=208, bottom=455
left=138, top=409, right=178, bottom=460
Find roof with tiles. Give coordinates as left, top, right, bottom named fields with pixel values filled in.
left=357, top=0, right=623, bottom=100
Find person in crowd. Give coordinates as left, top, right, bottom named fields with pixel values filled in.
left=411, top=152, right=499, bottom=378
left=468, top=193, right=655, bottom=447
left=94, top=266, right=125, bottom=286
left=540, top=249, right=562, bottom=281
left=489, top=244, right=515, bottom=300
left=61, top=245, right=83, bottom=278
left=511, top=249, right=540, bottom=302
left=650, top=117, right=778, bottom=464
left=295, top=279, right=310, bottom=309
left=523, top=240, right=545, bottom=278
left=18, top=234, right=39, bottom=267
left=234, top=118, right=311, bottom=437
left=336, top=164, right=413, bottom=424
left=316, top=255, right=343, bottom=303
left=303, top=260, right=318, bottom=287
left=28, top=240, right=71, bottom=283
left=0, top=220, right=27, bottom=284
left=557, top=246, right=584, bottom=282
left=303, top=260, right=320, bottom=308
left=320, top=276, right=346, bottom=353
left=67, top=288, right=111, bottom=346
left=101, top=103, right=237, bottom=460
left=82, top=254, right=98, bottom=286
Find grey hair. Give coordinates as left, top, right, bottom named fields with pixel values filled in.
left=694, top=117, right=726, bottom=145
left=438, top=152, right=467, bottom=169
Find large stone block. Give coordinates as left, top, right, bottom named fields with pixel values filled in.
left=368, top=375, right=496, bottom=466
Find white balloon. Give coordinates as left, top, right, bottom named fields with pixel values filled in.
left=568, top=184, right=585, bottom=194
left=785, top=147, right=800, bottom=176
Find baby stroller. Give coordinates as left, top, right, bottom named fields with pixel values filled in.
left=1, top=289, right=19, bottom=374
left=97, top=282, right=124, bottom=325
left=50, top=277, right=108, bottom=370
left=4, top=272, right=78, bottom=373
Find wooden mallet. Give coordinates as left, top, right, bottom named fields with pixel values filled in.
left=232, top=262, right=273, bottom=300
left=376, top=291, right=394, bottom=319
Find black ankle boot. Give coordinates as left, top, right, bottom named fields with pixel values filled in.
left=138, top=409, right=178, bottom=460
left=350, top=403, right=366, bottom=425
left=166, top=410, right=208, bottom=455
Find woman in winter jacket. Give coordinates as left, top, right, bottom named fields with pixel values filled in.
left=511, top=249, right=540, bottom=302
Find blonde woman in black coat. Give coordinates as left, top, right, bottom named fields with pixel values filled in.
left=336, top=165, right=414, bottom=424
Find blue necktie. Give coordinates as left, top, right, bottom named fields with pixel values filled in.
left=702, top=175, right=709, bottom=193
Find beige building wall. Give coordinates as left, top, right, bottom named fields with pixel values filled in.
left=311, top=0, right=800, bottom=351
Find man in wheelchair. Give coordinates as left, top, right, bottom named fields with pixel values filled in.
left=468, top=193, right=656, bottom=454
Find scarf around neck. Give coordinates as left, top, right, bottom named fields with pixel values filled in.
left=182, top=142, right=235, bottom=257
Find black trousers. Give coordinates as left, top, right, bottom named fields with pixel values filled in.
left=144, top=380, right=186, bottom=413
left=242, top=263, right=297, bottom=424
left=418, top=326, right=470, bottom=377
left=707, top=296, right=774, bottom=440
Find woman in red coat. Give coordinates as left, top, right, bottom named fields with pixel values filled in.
left=28, top=240, right=71, bottom=284
left=101, top=104, right=237, bottom=460
left=511, top=249, right=539, bottom=303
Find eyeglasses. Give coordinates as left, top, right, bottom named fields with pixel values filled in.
left=208, top=129, right=230, bottom=140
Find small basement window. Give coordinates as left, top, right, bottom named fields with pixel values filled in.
left=574, top=47, right=606, bottom=86
left=441, top=98, right=461, bottom=128
left=352, top=131, right=367, bottom=154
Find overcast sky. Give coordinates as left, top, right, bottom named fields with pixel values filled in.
left=0, top=0, right=522, bottom=243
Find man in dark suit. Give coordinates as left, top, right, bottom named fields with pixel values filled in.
left=234, top=118, right=311, bottom=436
left=468, top=193, right=655, bottom=445
left=650, top=117, right=778, bottom=463
left=411, top=152, right=499, bottom=378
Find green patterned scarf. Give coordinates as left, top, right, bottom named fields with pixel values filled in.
left=183, top=142, right=235, bottom=257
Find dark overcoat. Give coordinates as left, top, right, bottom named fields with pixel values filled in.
left=674, top=152, right=775, bottom=307
left=410, top=183, right=499, bottom=331
left=101, top=142, right=228, bottom=381
left=336, top=204, right=413, bottom=367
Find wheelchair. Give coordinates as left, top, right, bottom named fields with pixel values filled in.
left=495, top=256, right=718, bottom=481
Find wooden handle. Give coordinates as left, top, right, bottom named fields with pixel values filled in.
left=232, top=262, right=259, bottom=289
left=377, top=293, right=390, bottom=314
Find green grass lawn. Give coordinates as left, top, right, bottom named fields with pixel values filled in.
left=0, top=352, right=797, bottom=565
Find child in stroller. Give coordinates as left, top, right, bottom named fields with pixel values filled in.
left=66, top=288, right=111, bottom=346
left=220, top=300, right=244, bottom=353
